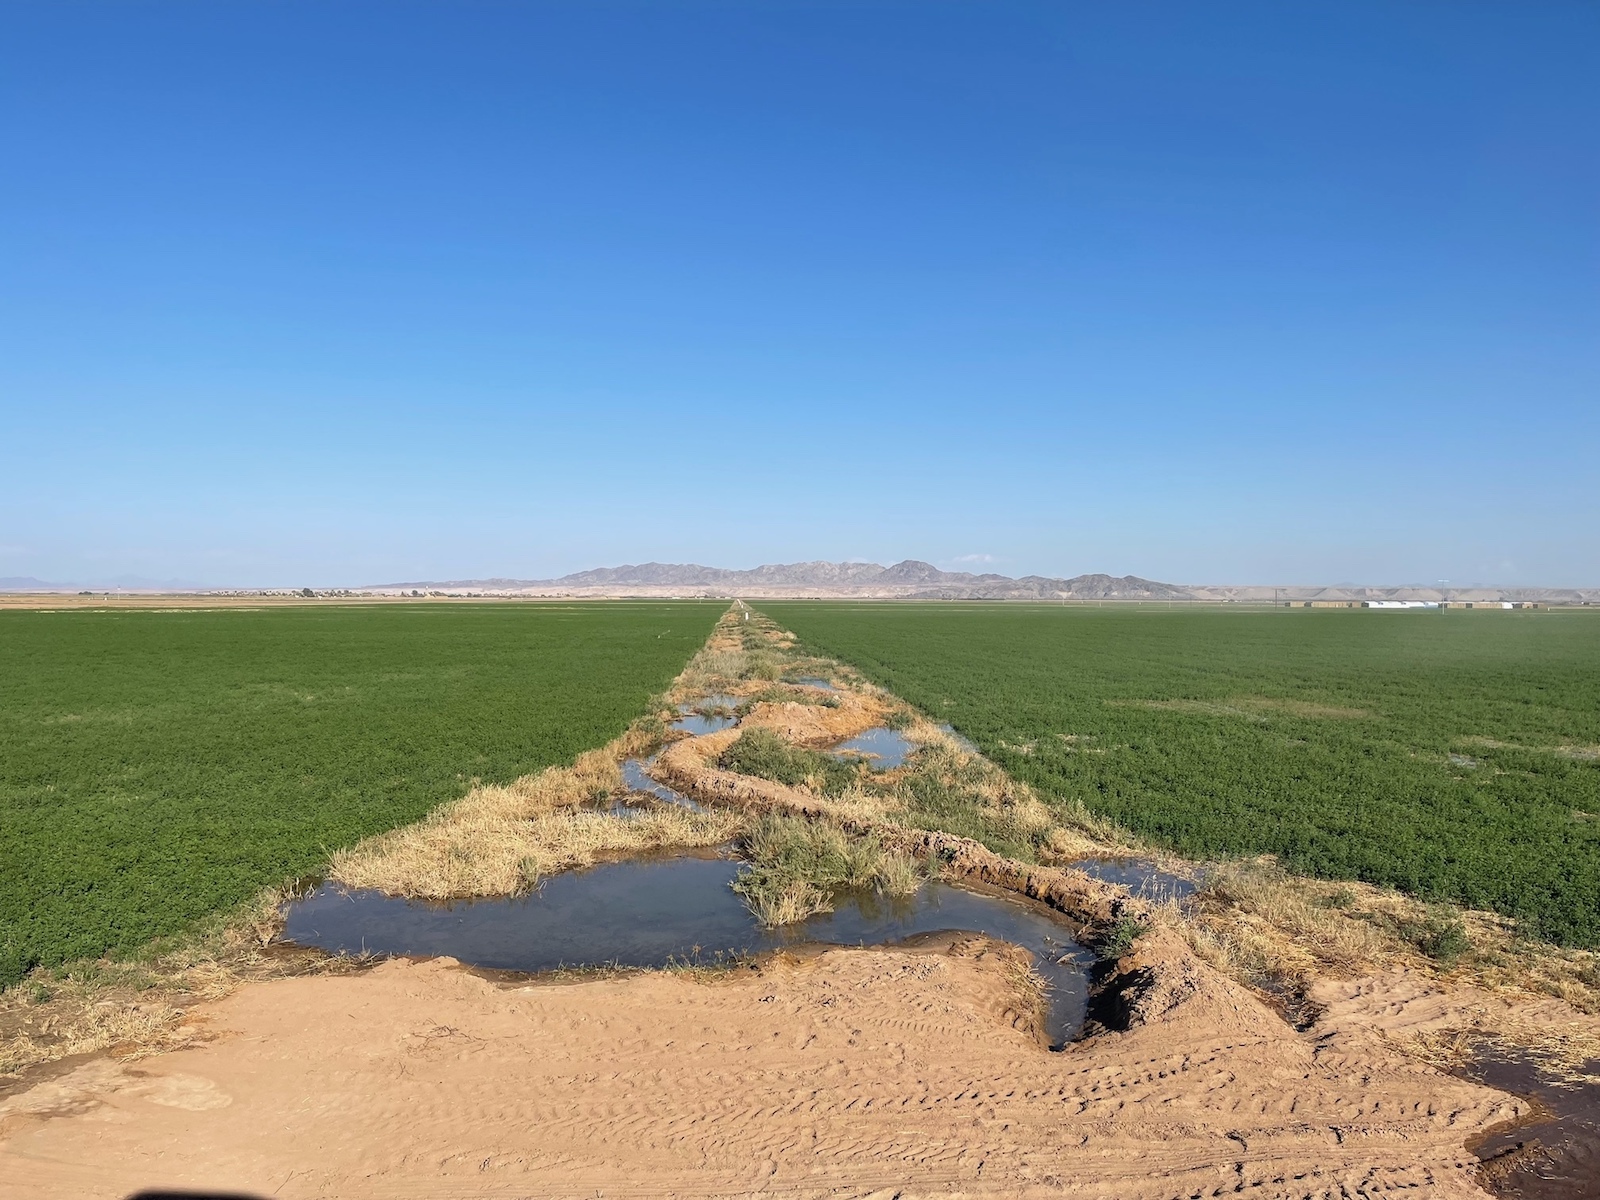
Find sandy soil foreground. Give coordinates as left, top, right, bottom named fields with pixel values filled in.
left=0, top=937, right=1522, bottom=1200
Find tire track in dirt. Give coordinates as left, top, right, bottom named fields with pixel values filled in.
left=0, top=943, right=1521, bottom=1199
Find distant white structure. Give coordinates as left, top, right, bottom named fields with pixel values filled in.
left=1362, top=600, right=1439, bottom=609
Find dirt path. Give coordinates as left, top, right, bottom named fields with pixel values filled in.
left=1, top=940, right=1520, bottom=1199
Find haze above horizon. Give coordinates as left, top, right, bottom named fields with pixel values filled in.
left=3, top=2, right=1596, bottom=588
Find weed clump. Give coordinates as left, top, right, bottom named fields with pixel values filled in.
left=718, top=728, right=859, bottom=796
left=732, top=814, right=925, bottom=926
left=1386, top=908, right=1472, bottom=964
left=1097, top=916, right=1150, bottom=962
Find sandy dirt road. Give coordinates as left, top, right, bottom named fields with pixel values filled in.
left=0, top=936, right=1520, bottom=1200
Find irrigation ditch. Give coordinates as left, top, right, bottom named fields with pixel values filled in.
left=275, top=605, right=1600, bottom=1194
left=5, top=604, right=1598, bottom=1196
left=280, top=605, right=1202, bottom=1051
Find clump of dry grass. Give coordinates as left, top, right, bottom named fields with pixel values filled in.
left=677, top=647, right=749, bottom=696
left=909, top=726, right=1056, bottom=837
left=672, top=609, right=810, bottom=698
left=1164, top=857, right=1600, bottom=1030
left=743, top=880, right=833, bottom=927
left=902, top=722, right=1145, bottom=863
left=330, top=746, right=739, bottom=898
left=997, top=950, right=1051, bottom=1039
left=1192, top=859, right=1396, bottom=975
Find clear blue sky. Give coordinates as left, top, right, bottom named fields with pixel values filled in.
left=3, top=1, right=1596, bottom=587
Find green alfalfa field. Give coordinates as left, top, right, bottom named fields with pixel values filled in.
left=761, top=603, right=1600, bottom=947
left=0, top=602, right=722, bottom=986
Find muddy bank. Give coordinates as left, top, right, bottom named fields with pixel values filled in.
left=1469, top=1051, right=1600, bottom=1199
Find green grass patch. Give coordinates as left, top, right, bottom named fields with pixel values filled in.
left=761, top=603, right=1600, bottom=947
left=0, top=602, right=722, bottom=985
left=717, top=727, right=859, bottom=795
left=1097, top=916, right=1150, bottom=962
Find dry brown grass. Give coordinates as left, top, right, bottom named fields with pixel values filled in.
left=328, top=741, right=740, bottom=898
left=743, top=880, right=833, bottom=927
left=670, top=609, right=798, bottom=700
left=997, top=949, right=1051, bottom=1041
left=333, top=802, right=741, bottom=899
left=1189, top=859, right=1396, bottom=975
left=1162, top=857, right=1600, bottom=1030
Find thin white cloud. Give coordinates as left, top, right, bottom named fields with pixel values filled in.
left=951, top=553, right=1000, bottom=564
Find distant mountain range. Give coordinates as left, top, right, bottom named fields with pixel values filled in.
left=4, top=563, right=1592, bottom=602
left=367, top=561, right=1598, bottom=603
left=0, top=574, right=209, bottom=592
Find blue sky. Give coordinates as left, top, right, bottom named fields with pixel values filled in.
left=3, top=1, right=1596, bottom=587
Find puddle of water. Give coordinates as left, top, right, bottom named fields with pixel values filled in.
left=831, top=726, right=917, bottom=770
left=1072, top=857, right=1197, bottom=903
left=682, top=693, right=742, bottom=712
left=619, top=757, right=705, bottom=812
left=936, top=723, right=980, bottom=754
left=1468, top=1052, right=1600, bottom=1200
left=786, top=676, right=839, bottom=692
left=281, top=855, right=1093, bottom=1048
left=670, top=712, right=736, bottom=736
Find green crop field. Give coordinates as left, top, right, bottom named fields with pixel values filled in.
left=762, top=603, right=1600, bottom=947
left=0, top=601, right=721, bottom=986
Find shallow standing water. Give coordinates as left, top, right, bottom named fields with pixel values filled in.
left=1072, top=857, right=1196, bottom=902
left=831, top=726, right=917, bottom=769
left=670, top=712, right=737, bottom=736
left=282, top=854, right=1094, bottom=1047
left=1468, top=1051, right=1600, bottom=1200
left=619, top=757, right=705, bottom=812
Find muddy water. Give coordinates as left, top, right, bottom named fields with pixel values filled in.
left=786, top=676, right=839, bottom=692
left=282, top=854, right=1094, bottom=1048
left=831, top=726, right=917, bottom=769
left=1468, top=1051, right=1600, bottom=1199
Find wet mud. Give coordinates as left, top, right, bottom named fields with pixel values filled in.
left=1469, top=1051, right=1600, bottom=1200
